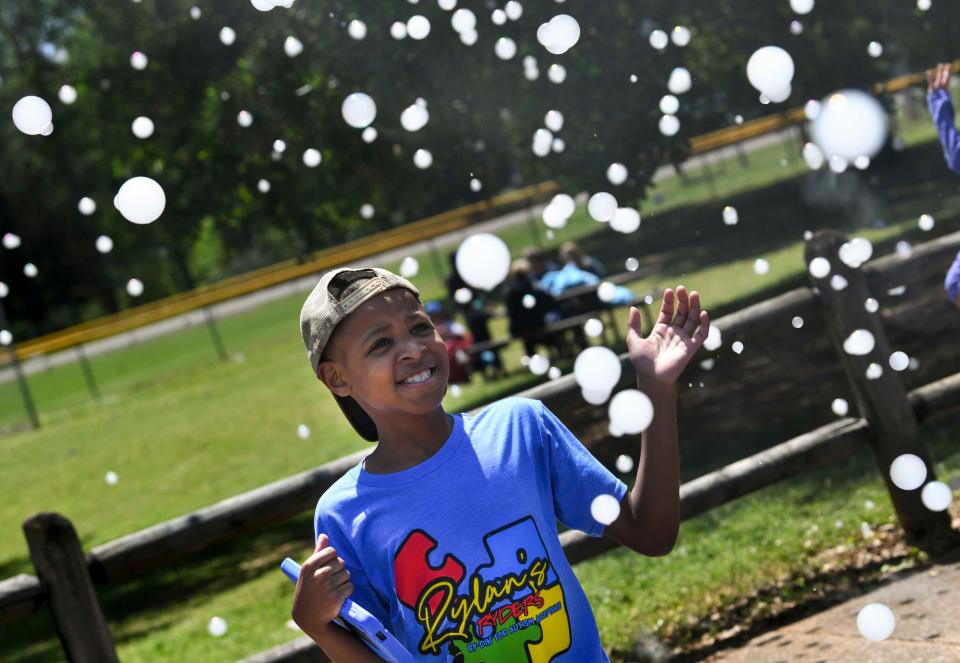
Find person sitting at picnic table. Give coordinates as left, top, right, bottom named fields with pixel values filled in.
left=424, top=300, right=473, bottom=384
left=559, top=240, right=606, bottom=277
left=521, top=246, right=559, bottom=287
left=504, top=258, right=563, bottom=357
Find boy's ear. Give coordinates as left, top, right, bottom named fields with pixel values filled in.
left=317, top=360, right=351, bottom=398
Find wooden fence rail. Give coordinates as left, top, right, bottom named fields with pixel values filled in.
left=3, top=231, right=960, bottom=661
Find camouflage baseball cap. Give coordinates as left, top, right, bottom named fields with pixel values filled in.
left=299, top=266, right=421, bottom=441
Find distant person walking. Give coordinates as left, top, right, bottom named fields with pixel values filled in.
left=926, top=61, right=960, bottom=307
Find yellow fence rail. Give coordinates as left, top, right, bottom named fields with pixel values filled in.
left=13, top=61, right=946, bottom=361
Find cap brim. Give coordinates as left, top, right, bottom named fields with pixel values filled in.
left=334, top=393, right=378, bottom=442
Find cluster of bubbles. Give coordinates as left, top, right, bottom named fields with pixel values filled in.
left=808, top=90, right=888, bottom=169
left=889, top=453, right=953, bottom=511
left=541, top=193, right=576, bottom=229
left=746, top=46, right=794, bottom=103
left=536, top=15, right=580, bottom=55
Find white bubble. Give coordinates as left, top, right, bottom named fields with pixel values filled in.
left=838, top=237, right=873, bottom=268
left=746, top=46, right=794, bottom=98
left=802, top=142, right=825, bottom=170
left=413, top=148, right=433, bottom=169
left=667, top=67, right=692, bottom=94
left=257, top=179, right=270, bottom=194
left=455, top=233, right=510, bottom=290
left=302, top=148, right=321, bottom=167
left=58, top=85, right=77, bottom=105
left=842, top=329, right=875, bottom=356
left=208, top=616, right=228, bottom=637
left=671, top=25, right=691, bottom=47
left=649, top=29, right=668, bottom=50
left=791, top=316, right=804, bottom=329
left=494, top=37, right=516, bottom=60
left=360, top=203, right=374, bottom=219
left=237, top=110, right=253, bottom=127
left=538, top=14, right=580, bottom=55
left=889, top=351, right=908, bottom=371
left=449, top=383, right=462, bottom=397
left=808, top=256, right=831, bottom=278
left=115, top=176, right=165, bottom=224
left=407, top=15, right=431, bottom=40
left=341, top=92, right=377, bottom=129
left=105, top=471, right=119, bottom=485
left=469, top=178, right=482, bottom=192
left=78, top=197, right=97, bottom=215
left=857, top=603, right=895, bottom=641
left=828, top=155, right=848, bottom=173
left=219, top=27, right=236, bottom=46
left=272, top=139, right=286, bottom=154
left=505, top=1, right=522, bottom=20
left=547, top=366, right=561, bottom=380
left=918, top=214, right=934, bottom=231
left=590, top=494, right=621, bottom=525
left=721, top=206, right=739, bottom=226
left=362, top=127, right=378, bottom=143
left=921, top=481, right=952, bottom=511
left=522, top=294, right=537, bottom=309
left=890, top=454, right=927, bottom=490
left=609, top=389, right=654, bottom=434
left=400, top=104, right=429, bottom=132
left=790, top=0, right=815, bottom=14
left=12, top=96, right=53, bottom=135
left=454, top=287, right=472, bottom=304
left=803, top=99, right=822, bottom=120
left=451, top=8, right=476, bottom=33
left=190, top=6, right=201, bottom=19
left=547, top=64, right=566, bottom=84
left=606, top=163, right=628, bottom=185
left=574, top=346, right=622, bottom=392
left=584, top=318, right=604, bottom=338
left=132, top=115, right=154, bottom=138
left=753, top=258, right=770, bottom=275
left=831, top=398, right=849, bottom=416
left=532, top=128, right=554, bottom=157
left=624, top=257, right=639, bottom=272
left=126, top=278, right=144, bottom=297
left=659, top=94, right=679, bottom=115
left=284, top=36, right=303, bottom=57
left=732, top=341, right=744, bottom=354
left=0, top=281, right=10, bottom=298
left=582, top=387, right=610, bottom=405
left=2, top=233, right=21, bottom=249
left=917, top=0, right=931, bottom=10
left=830, top=274, right=848, bottom=290
left=615, top=454, right=635, bottom=473
left=597, top=281, right=618, bottom=302
left=609, top=207, right=640, bottom=234
left=545, top=110, right=564, bottom=132
left=348, top=19, right=367, bottom=40
left=659, top=114, right=680, bottom=136
left=297, top=424, right=311, bottom=439
left=529, top=354, right=550, bottom=375
left=96, top=235, right=113, bottom=254
left=130, top=51, right=148, bottom=70
left=703, top=325, right=722, bottom=351
left=864, top=298, right=879, bottom=313
left=810, top=90, right=888, bottom=161
left=587, top=192, right=618, bottom=222
left=390, top=21, right=408, bottom=39
left=0, top=329, right=11, bottom=346
left=895, top=241, right=912, bottom=259
left=23, top=263, right=38, bottom=278
left=399, top=256, right=419, bottom=278
left=491, top=9, right=507, bottom=26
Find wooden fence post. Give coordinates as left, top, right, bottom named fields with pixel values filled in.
left=22, top=513, right=119, bottom=663
left=804, top=230, right=953, bottom=547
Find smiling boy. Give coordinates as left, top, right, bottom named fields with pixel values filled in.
left=291, top=265, right=709, bottom=662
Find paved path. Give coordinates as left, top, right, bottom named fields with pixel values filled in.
left=702, top=559, right=960, bottom=663
left=1, top=127, right=801, bottom=382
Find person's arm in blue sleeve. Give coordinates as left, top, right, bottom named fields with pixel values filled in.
left=926, top=62, right=960, bottom=174
left=946, top=249, right=960, bottom=308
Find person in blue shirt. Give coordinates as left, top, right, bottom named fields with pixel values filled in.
left=293, top=265, right=710, bottom=662
left=926, top=61, right=960, bottom=307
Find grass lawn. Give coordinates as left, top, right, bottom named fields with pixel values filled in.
left=2, top=109, right=959, bottom=661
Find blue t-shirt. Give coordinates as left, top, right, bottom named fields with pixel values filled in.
left=314, top=396, right=629, bottom=662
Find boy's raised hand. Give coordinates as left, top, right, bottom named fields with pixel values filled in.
left=927, top=62, right=952, bottom=93
left=291, top=532, right=354, bottom=635
left=626, top=286, right=709, bottom=386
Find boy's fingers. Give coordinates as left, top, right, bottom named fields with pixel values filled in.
left=656, top=288, right=674, bottom=327
left=315, top=533, right=328, bottom=552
